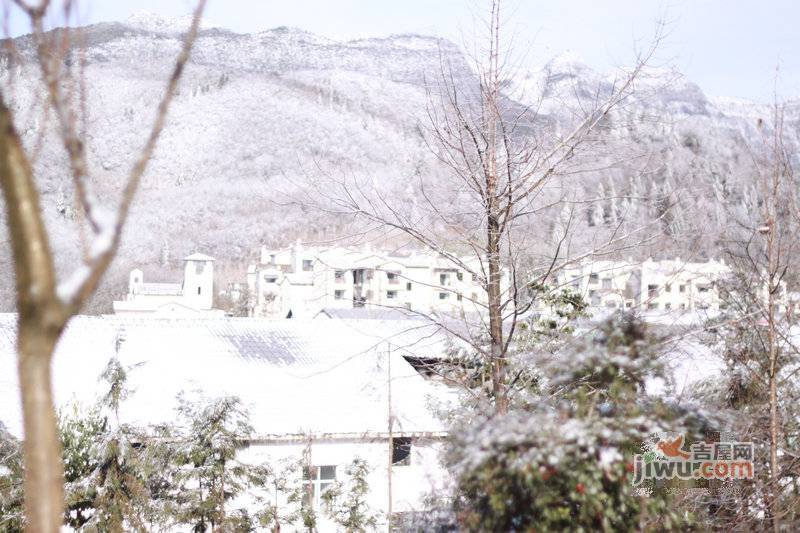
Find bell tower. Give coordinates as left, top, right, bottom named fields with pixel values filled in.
left=182, top=253, right=215, bottom=310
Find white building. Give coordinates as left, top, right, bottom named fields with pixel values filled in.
left=555, top=257, right=733, bottom=313
left=247, top=242, right=494, bottom=319
left=0, top=315, right=455, bottom=531
left=113, top=253, right=224, bottom=316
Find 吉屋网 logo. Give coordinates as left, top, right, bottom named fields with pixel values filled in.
left=632, top=434, right=754, bottom=486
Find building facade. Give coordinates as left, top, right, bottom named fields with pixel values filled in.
left=113, top=253, right=224, bottom=316
left=555, top=257, right=733, bottom=313
left=247, top=242, right=493, bottom=319
left=0, top=315, right=454, bottom=530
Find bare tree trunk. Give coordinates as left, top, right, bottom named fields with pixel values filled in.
left=0, top=2, right=206, bottom=529
left=18, top=328, right=63, bottom=532
left=766, top=107, right=781, bottom=533
left=484, top=0, right=507, bottom=415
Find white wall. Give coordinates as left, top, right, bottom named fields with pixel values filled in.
left=237, top=437, right=448, bottom=531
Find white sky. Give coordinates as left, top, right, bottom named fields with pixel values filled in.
left=4, top=0, right=799, bottom=102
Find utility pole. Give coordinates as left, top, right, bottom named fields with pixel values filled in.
left=386, top=343, right=393, bottom=532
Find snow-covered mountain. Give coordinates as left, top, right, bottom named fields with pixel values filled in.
left=0, top=16, right=797, bottom=311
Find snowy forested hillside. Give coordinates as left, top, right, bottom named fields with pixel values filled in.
left=0, top=14, right=797, bottom=311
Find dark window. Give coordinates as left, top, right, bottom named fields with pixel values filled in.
left=439, top=273, right=448, bottom=285
left=197, top=286, right=201, bottom=295
left=406, top=282, right=412, bottom=291
left=387, top=291, right=397, bottom=299
left=679, top=285, right=686, bottom=293
left=334, top=270, right=345, bottom=282
left=456, top=271, right=463, bottom=281
left=334, top=290, right=344, bottom=300
left=439, top=292, right=449, bottom=300
left=387, top=272, right=399, bottom=284
left=302, top=259, right=313, bottom=271
left=589, top=273, right=599, bottom=283
left=392, top=437, right=412, bottom=466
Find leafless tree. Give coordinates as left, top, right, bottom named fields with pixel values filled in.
left=714, top=94, right=800, bottom=531
left=0, top=1, right=205, bottom=530
left=293, top=0, right=665, bottom=414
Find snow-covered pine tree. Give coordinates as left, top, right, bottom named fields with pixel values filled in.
left=321, top=458, right=378, bottom=532
left=446, top=314, right=714, bottom=531
left=0, top=422, right=24, bottom=531
left=173, top=394, right=256, bottom=532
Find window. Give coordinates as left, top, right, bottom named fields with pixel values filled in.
left=457, top=293, right=463, bottom=301
left=197, top=286, right=202, bottom=295
left=665, top=303, right=672, bottom=310
left=698, top=285, right=710, bottom=293
left=387, top=271, right=399, bottom=284
left=589, top=290, right=600, bottom=305
left=647, top=302, right=659, bottom=310
left=387, top=290, right=397, bottom=299
left=334, top=270, right=345, bottom=282
left=647, top=284, right=659, bottom=298
left=439, top=273, right=448, bottom=286
left=680, top=303, right=687, bottom=310
left=589, top=273, right=599, bottom=284
left=269, top=254, right=276, bottom=263
left=625, top=302, right=633, bottom=308
left=302, top=259, right=313, bottom=271
left=456, top=271, right=463, bottom=281
left=439, top=292, right=449, bottom=300
left=334, top=290, right=345, bottom=300
left=264, top=276, right=277, bottom=284
left=666, top=283, right=672, bottom=292
left=602, top=278, right=612, bottom=289
left=406, top=282, right=412, bottom=291
left=679, top=285, right=686, bottom=293
left=303, top=465, right=336, bottom=507
left=392, top=437, right=412, bottom=466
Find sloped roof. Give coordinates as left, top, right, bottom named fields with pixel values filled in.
left=315, top=307, right=417, bottom=320
left=184, top=253, right=215, bottom=262
left=138, top=282, right=183, bottom=295
left=0, top=314, right=454, bottom=439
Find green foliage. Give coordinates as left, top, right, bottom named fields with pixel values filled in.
left=60, top=404, right=105, bottom=528
left=321, top=458, right=378, bottom=532
left=0, top=423, right=24, bottom=532
left=173, top=394, right=256, bottom=532
left=449, top=314, right=710, bottom=532
left=254, top=458, right=311, bottom=532
left=61, top=358, right=152, bottom=531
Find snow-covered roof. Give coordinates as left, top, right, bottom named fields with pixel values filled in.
left=315, top=307, right=417, bottom=320
left=184, top=253, right=215, bottom=262
left=137, top=282, right=183, bottom=295
left=0, top=315, right=454, bottom=440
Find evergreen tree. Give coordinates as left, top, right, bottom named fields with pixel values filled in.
left=0, top=422, right=24, bottom=532
left=321, top=458, right=378, bottom=532
left=173, top=394, right=255, bottom=532
left=447, top=314, right=713, bottom=531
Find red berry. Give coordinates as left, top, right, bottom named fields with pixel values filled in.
left=576, top=483, right=586, bottom=494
